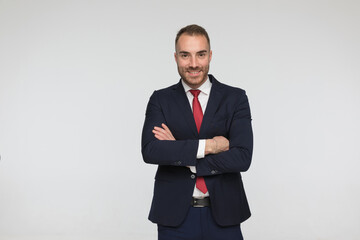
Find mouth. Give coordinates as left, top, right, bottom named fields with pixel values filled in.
left=187, top=70, right=202, bottom=77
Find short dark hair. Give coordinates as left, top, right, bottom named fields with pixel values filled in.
left=175, top=24, right=211, bottom=49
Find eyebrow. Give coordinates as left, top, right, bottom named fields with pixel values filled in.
left=197, top=50, right=208, bottom=54
left=178, top=50, right=208, bottom=54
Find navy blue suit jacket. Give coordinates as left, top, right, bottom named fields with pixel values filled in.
left=141, top=75, right=253, bottom=227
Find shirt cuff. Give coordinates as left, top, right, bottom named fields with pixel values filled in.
left=197, top=139, right=206, bottom=159
left=189, top=166, right=197, bottom=173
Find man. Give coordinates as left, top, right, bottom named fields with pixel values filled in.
left=141, top=24, right=253, bottom=240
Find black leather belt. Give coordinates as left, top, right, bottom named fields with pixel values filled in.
left=191, top=197, right=210, bottom=207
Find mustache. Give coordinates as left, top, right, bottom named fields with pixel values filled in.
left=186, top=67, right=202, bottom=71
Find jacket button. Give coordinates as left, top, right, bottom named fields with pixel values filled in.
left=177, top=161, right=182, bottom=165
left=211, top=170, right=216, bottom=174
left=191, top=174, right=195, bottom=179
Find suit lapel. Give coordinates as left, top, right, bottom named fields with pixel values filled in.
left=171, top=75, right=224, bottom=138
left=200, top=76, right=223, bottom=136
left=172, top=81, right=199, bottom=137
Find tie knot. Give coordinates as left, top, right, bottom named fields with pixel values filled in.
left=190, top=89, right=201, bottom=98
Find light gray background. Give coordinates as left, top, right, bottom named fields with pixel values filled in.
left=1, top=0, right=359, bottom=239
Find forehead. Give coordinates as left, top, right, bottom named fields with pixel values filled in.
left=176, top=34, right=210, bottom=52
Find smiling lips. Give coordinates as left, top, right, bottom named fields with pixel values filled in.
left=187, top=69, right=202, bottom=77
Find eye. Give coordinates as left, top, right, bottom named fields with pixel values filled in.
left=198, top=53, right=206, bottom=58
left=180, top=54, right=189, bottom=58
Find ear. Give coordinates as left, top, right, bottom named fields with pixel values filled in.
left=209, top=50, right=212, bottom=62
left=174, top=52, right=178, bottom=63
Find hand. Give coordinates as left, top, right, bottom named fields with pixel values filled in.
left=213, top=136, right=230, bottom=153
left=152, top=123, right=175, bottom=141
left=205, top=136, right=229, bottom=155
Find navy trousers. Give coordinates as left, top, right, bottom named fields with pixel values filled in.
left=158, top=207, right=243, bottom=240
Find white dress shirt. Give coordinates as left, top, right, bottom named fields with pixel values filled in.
left=181, top=77, right=212, bottom=198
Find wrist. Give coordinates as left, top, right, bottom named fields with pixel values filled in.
left=205, top=138, right=216, bottom=155
left=213, top=138, right=217, bottom=154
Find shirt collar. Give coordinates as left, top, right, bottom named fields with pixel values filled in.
left=181, top=76, right=212, bottom=95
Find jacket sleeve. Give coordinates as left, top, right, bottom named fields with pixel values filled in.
left=196, top=91, right=253, bottom=176
left=141, top=91, right=199, bottom=167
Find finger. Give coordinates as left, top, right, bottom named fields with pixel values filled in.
left=153, top=129, right=168, bottom=140
left=161, top=123, right=175, bottom=139
left=154, top=133, right=166, bottom=140
left=153, top=129, right=172, bottom=140
left=153, top=127, right=170, bottom=138
left=161, top=123, right=171, bottom=133
left=154, top=126, right=173, bottom=140
left=153, top=129, right=167, bottom=139
left=154, top=126, right=167, bottom=133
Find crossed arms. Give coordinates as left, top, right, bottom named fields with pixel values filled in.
left=141, top=90, right=253, bottom=176
left=153, top=123, right=229, bottom=155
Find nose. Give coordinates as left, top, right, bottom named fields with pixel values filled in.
left=189, top=56, right=198, bottom=68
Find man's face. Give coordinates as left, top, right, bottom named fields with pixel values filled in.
left=175, top=34, right=212, bottom=89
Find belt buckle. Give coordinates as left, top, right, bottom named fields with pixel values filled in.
left=193, top=198, right=203, bottom=208
left=192, top=197, right=209, bottom=207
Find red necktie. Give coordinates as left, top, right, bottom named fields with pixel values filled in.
left=190, top=90, right=208, bottom=194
